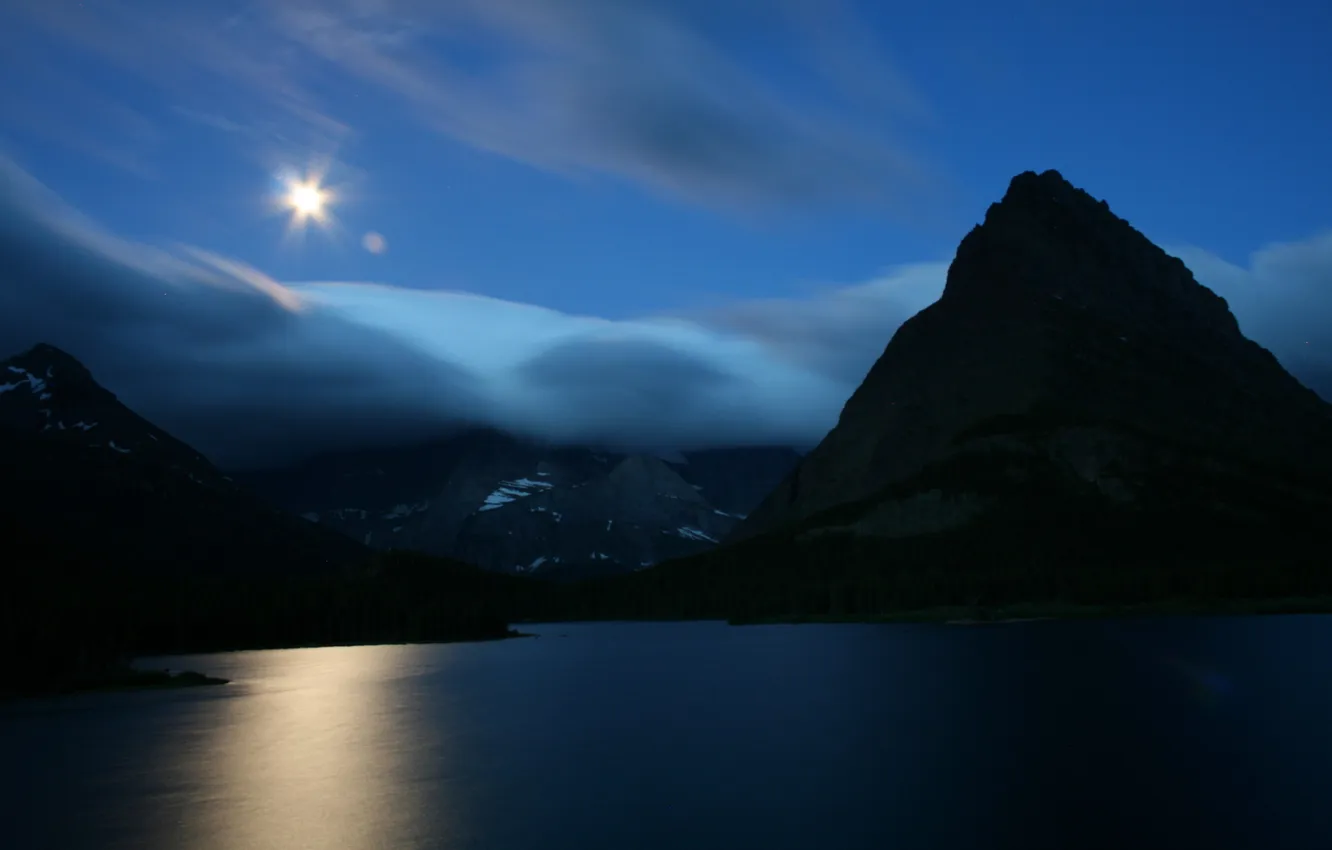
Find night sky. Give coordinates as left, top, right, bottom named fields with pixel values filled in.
left=1, top=0, right=1328, bottom=467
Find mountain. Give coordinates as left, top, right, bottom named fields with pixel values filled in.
left=0, top=343, right=366, bottom=575
left=0, top=345, right=531, bottom=692
left=1, top=344, right=228, bottom=488
left=718, top=170, right=1332, bottom=582
left=235, top=436, right=800, bottom=578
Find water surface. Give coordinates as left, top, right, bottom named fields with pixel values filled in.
left=4, top=618, right=1332, bottom=849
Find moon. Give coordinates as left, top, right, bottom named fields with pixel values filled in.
left=289, top=183, right=324, bottom=214
left=284, top=179, right=331, bottom=226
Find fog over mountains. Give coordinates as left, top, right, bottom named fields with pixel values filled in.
left=1, top=341, right=799, bottom=578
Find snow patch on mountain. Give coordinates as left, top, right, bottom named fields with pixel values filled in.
left=1, top=366, right=47, bottom=395
left=477, top=477, right=555, bottom=512
left=383, top=501, right=430, bottom=519
left=675, top=526, right=718, bottom=543
left=518, top=555, right=548, bottom=573
left=324, top=508, right=368, bottom=521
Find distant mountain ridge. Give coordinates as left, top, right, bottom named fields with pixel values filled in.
left=236, top=434, right=799, bottom=578
left=0, top=341, right=798, bottom=581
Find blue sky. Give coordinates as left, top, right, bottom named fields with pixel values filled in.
left=0, top=0, right=1329, bottom=465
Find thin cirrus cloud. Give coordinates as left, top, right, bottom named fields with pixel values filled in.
left=3, top=0, right=939, bottom=212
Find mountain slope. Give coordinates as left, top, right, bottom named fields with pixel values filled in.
left=1, top=343, right=227, bottom=488
left=720, top=170, right=1332, bottom=572
left=0, top=343, right=367, bottom=576
left=0, top=345, right=530, bottom=692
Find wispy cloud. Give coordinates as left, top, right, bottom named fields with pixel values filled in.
left=0, top=25, right=163, bottom=177
left=170, top=106, right=260, bottom=137
left=5, top=0, right=939, bottom=212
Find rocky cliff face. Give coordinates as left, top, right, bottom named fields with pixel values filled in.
left=732, top=170, right=1332, bottom=544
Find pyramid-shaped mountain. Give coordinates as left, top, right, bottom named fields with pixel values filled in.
left=729, top=170, right=1332, bottom=562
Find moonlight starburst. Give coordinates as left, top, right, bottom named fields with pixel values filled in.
left=284, top=178, right=332, bottom=226
left=269, top=159, right=353, bottom=242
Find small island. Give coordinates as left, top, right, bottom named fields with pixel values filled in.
left=3, top=663, right=229, bottom=700
left=79, top=667, right=231, bottom=692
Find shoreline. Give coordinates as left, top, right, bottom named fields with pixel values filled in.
left=131, top=628, right=530, bottom=660
left=2, top=668, right=230, bottom=701
left=4, top=631, right=529, bottom=701
left=726, top=596, right=1332, bottom=626
left=15, top=600, right=1332, bottom=698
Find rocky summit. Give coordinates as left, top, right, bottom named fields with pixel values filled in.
left=730, top=170, right=1332, bottom=558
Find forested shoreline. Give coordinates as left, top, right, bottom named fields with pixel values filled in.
left=8, top=522, right=1332, bottom=698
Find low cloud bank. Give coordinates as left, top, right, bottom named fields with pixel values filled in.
left=2, top=157, right=1328, bottom=469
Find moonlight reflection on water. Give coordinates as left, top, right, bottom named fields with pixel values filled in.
left=5, top=619, right=1332, bottom=850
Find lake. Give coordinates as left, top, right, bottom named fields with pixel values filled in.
left=3, top=618, right=1332, bottom=850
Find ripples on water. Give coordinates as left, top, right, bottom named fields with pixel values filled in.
left=4, top=618, right=1332, bottom=850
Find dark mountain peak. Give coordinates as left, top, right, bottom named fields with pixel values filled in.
left=0, top=343, right=229, bottom=489
left=2, top=343, right=107, bottom=401
left=1001, top=168, right=1076, bottom=201
left=1, top=348, right=367, bottom=587
left=990, top=169, right=1119, bottom=228
left=609, top=453, right=706, bottom=503
left=941, top=169, right=1240, bottom=340
left=732, top=172, right=1332, bottom=541
left=8, top=341, right=95, bottom=375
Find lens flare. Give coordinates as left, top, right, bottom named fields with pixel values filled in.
left=362, top=231, right=387, bottom=254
